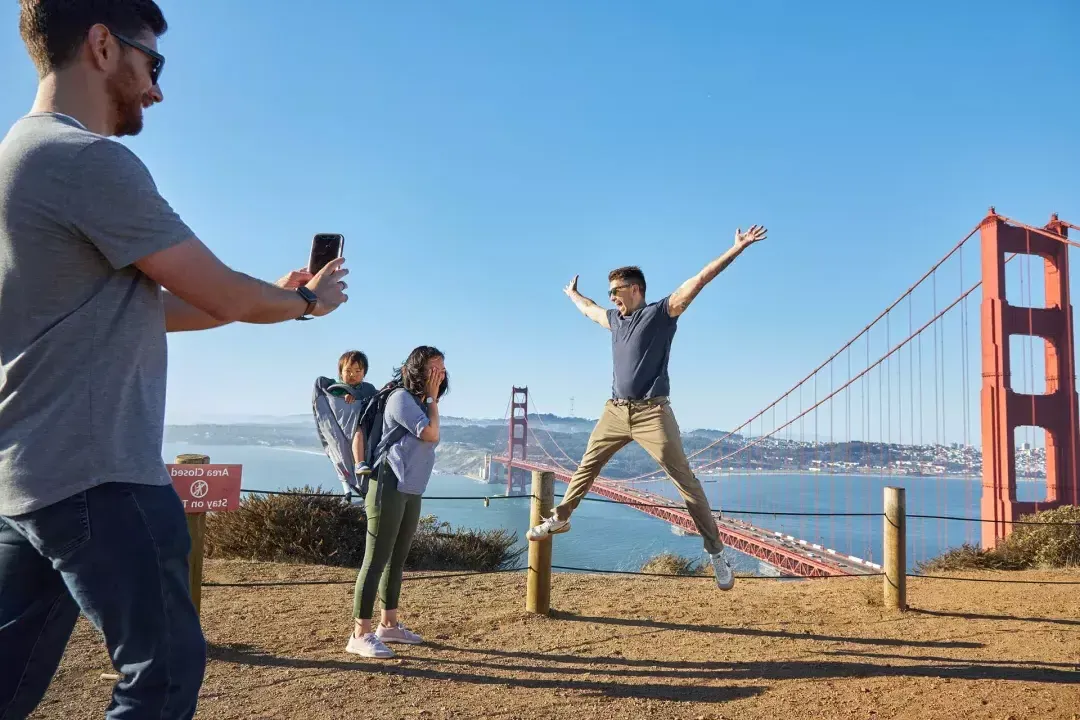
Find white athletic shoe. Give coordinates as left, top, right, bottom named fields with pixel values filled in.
left=346, top=632, right=395, bottom=658
left=526, top=514, right=570, bottom=541
left=376, top=623, right=424, bottom=645
left=709, top=551, right=735, bottom=591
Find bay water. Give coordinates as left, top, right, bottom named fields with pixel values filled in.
left=164, top=442, right=1047, bottom=576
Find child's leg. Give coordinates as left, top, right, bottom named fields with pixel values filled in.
left=351, top=432, right=371, bottom=475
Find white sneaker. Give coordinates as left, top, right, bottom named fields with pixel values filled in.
left=345, top=632, right=395, bottom=658
left=709, top=551, right=735, bottom=591
left=526, top=513, right=570, bottom=541
left=376, top=623, right=423, bottom=645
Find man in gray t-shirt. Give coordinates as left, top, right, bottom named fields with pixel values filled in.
left=526, top=225, right=768, bottom=592
left=1, top=4, right=348, bottom=718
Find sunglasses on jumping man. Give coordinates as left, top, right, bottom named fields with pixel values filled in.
left=111, top=30, right=165, bottom=86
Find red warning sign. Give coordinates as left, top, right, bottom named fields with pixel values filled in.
left=168, top=464, right=243, bottom=514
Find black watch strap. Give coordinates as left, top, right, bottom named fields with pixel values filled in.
left=295, top=286, right=317, bottom=320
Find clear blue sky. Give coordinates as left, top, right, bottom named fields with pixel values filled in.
left=1, top=1, right=1077, bottom=432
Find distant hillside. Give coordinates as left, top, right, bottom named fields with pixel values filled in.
left=164, top=410, right=1026, bottom=480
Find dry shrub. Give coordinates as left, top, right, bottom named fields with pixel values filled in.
left=407, top=515, right=524, bottom=571
left=641, top=552, right=710, bottom=576
left=205, top=488, right=524, bottom=571
left=919, top=505, right=1080, bottom=572
left=205, top=487, right=366, bottom=567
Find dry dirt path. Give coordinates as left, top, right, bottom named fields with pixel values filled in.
left=31, top=560, right=1080, bottom=719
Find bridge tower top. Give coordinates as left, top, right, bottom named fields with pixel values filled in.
left=509, top=386, right=529, bottom=462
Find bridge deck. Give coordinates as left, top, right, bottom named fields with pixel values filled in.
left=492, top=456, right=881, bottom=578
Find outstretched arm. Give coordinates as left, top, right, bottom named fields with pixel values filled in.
left=667, top=225, right=767, bottom=317
left=563, top=275, right=610, bottom=329
left=164, top=268, right=313, bottom=332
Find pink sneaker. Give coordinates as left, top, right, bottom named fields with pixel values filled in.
left=376, top=623, right=423, bottom=645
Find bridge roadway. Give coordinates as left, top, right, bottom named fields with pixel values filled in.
left=492, top=456, right=881, bottom=578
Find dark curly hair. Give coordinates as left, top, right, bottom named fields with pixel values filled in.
left=391, top=346, right=448, bottom=400
left=19, top=0, right=167, bottom=77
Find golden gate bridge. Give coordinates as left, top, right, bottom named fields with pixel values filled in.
left=486, top=210, right=1079, bottom=578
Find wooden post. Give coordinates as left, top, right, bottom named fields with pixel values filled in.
left=176, top=453, right=209, bottom=614
left=526, top=470, right=554, bottom=615
left=883, top=486, right=906, bottom=611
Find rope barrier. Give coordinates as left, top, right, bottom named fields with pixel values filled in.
left=908, top=573, right=1080, bottom=586
left=237, top=488, right=1080, bottom=525
left=202, top=567, right=1080, bottom=587
left=552, top=564, right=884, bottom=580
left=202, top=565, right=892, bottom=586
left=239, top=488, right=532, bottom=501
left=203, top=567, right=525, bottom=588
left=908, top=513, right=1080, bottom=527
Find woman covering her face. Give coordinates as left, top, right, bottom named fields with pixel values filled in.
left=345, top=345, right=448, bottom=659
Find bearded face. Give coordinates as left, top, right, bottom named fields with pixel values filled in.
left=105, top=55, right=148, bottom=137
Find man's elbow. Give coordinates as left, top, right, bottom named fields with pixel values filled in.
left=420, top=427, right=440, bottom=443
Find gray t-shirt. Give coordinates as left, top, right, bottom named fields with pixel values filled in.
left=0, top=113, right=193, bottom=516
left=379, top=388, right=438, bottom=496
left=607, top=296, right=678, bottom=400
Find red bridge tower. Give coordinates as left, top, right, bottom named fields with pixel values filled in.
left=980, top=210, right=1079, bottom=547
left=506, top=386, right=529, bottom=494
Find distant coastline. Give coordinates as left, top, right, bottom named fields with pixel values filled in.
left=164, top=420, right=1048, bottom=485
left=167, top=440, right=1048, bottom=485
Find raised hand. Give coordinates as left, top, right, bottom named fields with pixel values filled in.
left=734, top=224, right=768, bottom=248
left=425, top=364, right=445, bottom=400
left=564, top=274, right=580, bottom=298
left=306, top=257, right=349, bottom=316
left=275, top=268, right=312, bottom=290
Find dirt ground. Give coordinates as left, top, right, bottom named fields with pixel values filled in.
left=31, top=560, right=1080, bottom=720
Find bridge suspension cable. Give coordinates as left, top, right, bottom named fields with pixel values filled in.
left=526, top=392, right=581, bottom=468
left=615, top=218, right=987, bottom=483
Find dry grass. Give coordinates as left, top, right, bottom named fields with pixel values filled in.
left=920, top=505, right=1080, bottom=573
left=410, top=515, right=524, bottom=571
left=640, top=551, right=710, bottom=576
left=205, top=487, right=523, bottom=571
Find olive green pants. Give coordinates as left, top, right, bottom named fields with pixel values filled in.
left=554, top=398, right=724, bottom=556
left=353, top=466, right=423, bottom=619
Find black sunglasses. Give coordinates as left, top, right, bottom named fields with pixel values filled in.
left=111, top=31, right=165, bottom=85
left=608, top=283, right=634, bottom=298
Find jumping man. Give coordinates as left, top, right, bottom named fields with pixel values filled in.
left=526, top=225, right=768, bottom=590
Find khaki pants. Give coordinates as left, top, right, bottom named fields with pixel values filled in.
left=554, top=399, right=724, bottom=555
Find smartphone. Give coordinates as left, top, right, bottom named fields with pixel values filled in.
left=307, top=233, right=344, bottom=275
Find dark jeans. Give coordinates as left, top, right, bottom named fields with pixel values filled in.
left=0, top=482, right=206, bottom=720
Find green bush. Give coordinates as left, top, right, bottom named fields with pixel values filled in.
left=204, top=486, right=524, bottom=571
left=640, top=552, right=710, bottom=576
left=918, top=505, right=1080, bottom=572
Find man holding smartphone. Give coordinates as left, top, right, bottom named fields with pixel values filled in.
left=0, top=2, right=348, bottom=719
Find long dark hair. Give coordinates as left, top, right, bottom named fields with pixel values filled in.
left=390, top=346, right=448, bottom=400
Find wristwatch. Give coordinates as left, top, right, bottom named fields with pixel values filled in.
left=424, top=397, right=434, bottom=405
left=295, top=286, right=317, bottom=321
